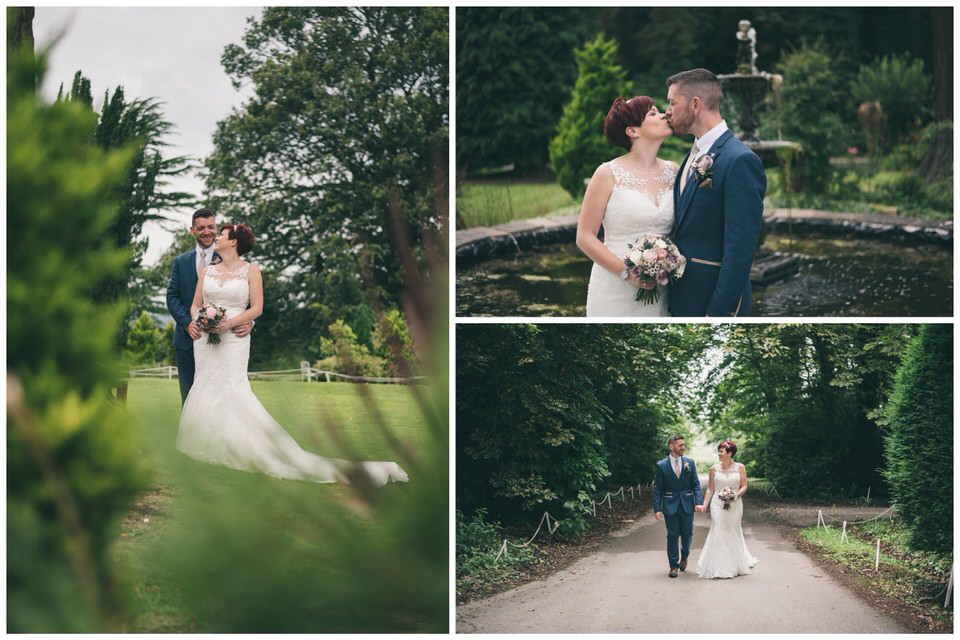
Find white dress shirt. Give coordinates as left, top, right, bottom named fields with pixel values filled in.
left=692, top=120, right=729, bottom=162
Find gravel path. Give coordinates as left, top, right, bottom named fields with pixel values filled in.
left=457, top=502, right=907, bottom=633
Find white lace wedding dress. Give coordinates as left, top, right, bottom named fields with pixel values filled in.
left=585, top=159, right=677, bottom=317
left=176, top=262, right=409, bottom=486
left=697, top=463, right=759, bottom=578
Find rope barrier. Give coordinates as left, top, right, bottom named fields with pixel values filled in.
left=820, top=505, right=895, bottom=525
left=493, top=484, right=647, bottom=564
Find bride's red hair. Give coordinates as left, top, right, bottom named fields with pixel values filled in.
left=224, top=223, right=255, bottom=256
left=604, top=96, right=655, bottom=150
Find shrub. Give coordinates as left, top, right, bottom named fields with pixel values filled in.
left=456, top=509, right=536, bottom=593
left=549, top=33, right=628, bottom=198
left=776, top=40, right=848, bottom=192
left=882, top=325, right=953, bottom=553
left=851, top=54, right=932, bottom=152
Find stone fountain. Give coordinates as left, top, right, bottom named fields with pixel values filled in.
left=717, top=20, right=801, bottom=168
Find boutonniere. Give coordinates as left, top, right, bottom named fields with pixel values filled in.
left=683, top=462, right=691, bottom=473
left=693, top=153, right=715, bottom=189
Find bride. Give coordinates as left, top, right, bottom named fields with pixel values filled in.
left=576, top=96, right=678, bottom=317
left=176, top=223, right=409, bottom=486
left=697, top=440, right=758, bottom=578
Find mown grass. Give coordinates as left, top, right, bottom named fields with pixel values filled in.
left=800, top=516, right=952, bottom=631
left=456, top=181, right=579, bottom=229
left=114, top=378, right=438, bottom=632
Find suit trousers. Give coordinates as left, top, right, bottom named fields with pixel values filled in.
left=175, top=346, right=196, bottom=405
left=664, top=509, right=694, bottom=569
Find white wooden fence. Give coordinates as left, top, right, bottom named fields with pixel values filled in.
left=128, top=361, right=425, bottom=385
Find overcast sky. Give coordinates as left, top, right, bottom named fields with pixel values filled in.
left=34, top=6, right=263, bottom=265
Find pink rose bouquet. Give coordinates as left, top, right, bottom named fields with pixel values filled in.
left=195, top=303, right=227, bottom=344
left=718, top=487, right=737, bottom=510
left=623, top=234, right=687, bottom=304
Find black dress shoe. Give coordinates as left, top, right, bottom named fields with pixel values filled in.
left=669, top=567, right=679, bottom=578
left=679, top=558, right=688, bottom=572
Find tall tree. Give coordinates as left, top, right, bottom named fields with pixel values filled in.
left=917, top=6, right=952, bottom=181
left=57, top=74, right=195, bottom=343
left=456, top=7, right=593, bottom=173
left=205, top=7, right=448, bottom=368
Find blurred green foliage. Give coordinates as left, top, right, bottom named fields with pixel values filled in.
left=122, top=312, right=167, bottom=367
left=7, top=40, right=151, bottom=632
left=882, top=325, right=953, bottom=553
left=549, top=34, right=628, bottom=199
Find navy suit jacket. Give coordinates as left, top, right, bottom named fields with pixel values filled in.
left=669, top=130, right=766, bottom=316
left=166, top=250, right=219, bottom=351
left=652, top=456, right=703, bottom=516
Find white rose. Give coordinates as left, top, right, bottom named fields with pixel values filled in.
left=655, top=238, right=667, bottom=249
left=629, top=250, right=643, bottom=264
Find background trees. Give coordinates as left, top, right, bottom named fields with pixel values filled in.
left=204, top=7, right=448, bottom=369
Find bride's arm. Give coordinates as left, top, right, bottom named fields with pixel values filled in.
left=737, top=462, right=749, bottom=498
left=702, top=466, right=716, bottom=508
left=223, top=264, right=264, bottom=329
left=576, top=164, right=642, bottom=286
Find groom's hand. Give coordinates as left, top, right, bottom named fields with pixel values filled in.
left=187, top=322, right=202, bottom=340
left=231, top=322, right=253, bottom=338
left=695, top=505, right=706, bottom=513
left=655, top=511, right=664, bottom=521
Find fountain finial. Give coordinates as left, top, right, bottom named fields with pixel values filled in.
left=736, top=19, right=758, bottom=75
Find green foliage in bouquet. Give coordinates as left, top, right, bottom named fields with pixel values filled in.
left=7, top=40, right=151, bottom=632
left=882, top=325, right=953, bottom=553
left=549, top=33, right=629, bottom=199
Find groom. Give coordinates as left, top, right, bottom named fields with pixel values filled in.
left=665, top=68, right=767, bottom=316
left=653, top=435, right=704, bottom=578
left=166, top=208, right=253, bottom=404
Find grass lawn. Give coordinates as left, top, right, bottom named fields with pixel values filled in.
left=799, top=518, right=952, bottom=632
left=115, top=378, right=445, bottom=632
left=456, top=181, right=579, bottom=229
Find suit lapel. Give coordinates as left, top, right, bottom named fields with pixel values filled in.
left=674, top=130, right=735, bottom=235
left=673, top=151, right=692, bottom=235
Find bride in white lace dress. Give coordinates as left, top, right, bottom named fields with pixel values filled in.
left=577, top=96, right=678, bottom=317
left=177, top=223, right=408, bottom=487
left=698, top=440, right=759, bottom=578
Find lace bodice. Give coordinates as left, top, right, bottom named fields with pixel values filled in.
left=602, top=159, right=677, bottom=253
left=712, top=463, right=742, bottom=495
left=203, top=262, right=251, bottom=318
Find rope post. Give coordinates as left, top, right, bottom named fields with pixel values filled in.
left=628, top=486, right=635, bottom=499
left=866, top=486, right=871, bottom=505
left=592, top=500, right=597, bottom=517
left=619, top=486, right=626, bottom=502
left=875, top=538, right=881, bottom=571
left=817, top=509, right=826, bottom=530
left=946, top=565, right=954, bottom=608
left=495, top=538, right=508, bottom=563
left=841, top=521, right=848, bottom=543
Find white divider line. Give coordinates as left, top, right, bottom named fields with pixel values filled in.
left=946, top=566, right=954, bottom=607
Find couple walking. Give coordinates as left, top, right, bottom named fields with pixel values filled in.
left=578, top=67, right=767, bottom=317
left=653, top=435, right=759, bottom=579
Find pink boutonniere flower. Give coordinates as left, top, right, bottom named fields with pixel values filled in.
left=683, top=462, right=691, bottom=473
left=693, top=154, right=715, bottom=188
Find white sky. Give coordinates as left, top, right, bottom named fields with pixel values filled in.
left=33, top=6, right=264, bottom=265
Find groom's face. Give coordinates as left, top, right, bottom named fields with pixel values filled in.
left=665, top=85, right=695, bottom=136
left=669, top=439, right=686, bottom=457
left=191, top=216, right=218, bottom=250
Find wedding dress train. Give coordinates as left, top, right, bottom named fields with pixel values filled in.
left=697, top=463, right=758, bottom=578
left=176, top=262, right=408, bottom=486
left=585, top=159, right=677, bottom=317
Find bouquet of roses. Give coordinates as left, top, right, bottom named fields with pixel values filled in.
left=623, top=234, right=686, bottom=304
left=718, top=487, right=738, bottom=510
left=195, top=303, right=227, bottom=345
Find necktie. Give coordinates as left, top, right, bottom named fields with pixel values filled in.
left=198, top=249, right=207, bottom=274
left=674, top=457, right=681, bottom=478
left=680, top=146, right=698, bottom=193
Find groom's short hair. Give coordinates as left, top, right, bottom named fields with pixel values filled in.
left=667, top=68, right=723, bottom=112
left=668, top=435, right=685, bottom=446
left=192, top=208, right=216, bottom=226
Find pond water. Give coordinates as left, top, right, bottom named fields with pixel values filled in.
left=456, top=232, right=953, bottom=317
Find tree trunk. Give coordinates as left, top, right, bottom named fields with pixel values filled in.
left=918, top=7, right=952, bottom=181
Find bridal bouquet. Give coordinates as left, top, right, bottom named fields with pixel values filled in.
left=195, top=303, right=227, bottom=345
left=623, top=234, right=687, bottom=304
left=718, top=487, right=738, bottom=510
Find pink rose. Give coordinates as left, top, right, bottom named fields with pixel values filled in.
left=657, top=274, right=669, bottom=286
left=642, top=248, right=659, bottom=262
left=657, top=248, right=668, bottom=259
left=205, top=307, right=218, bottom=319
left=698, top=155, right=713, bottom=172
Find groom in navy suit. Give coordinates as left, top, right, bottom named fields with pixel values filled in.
left=653, top=435, right=704, bottom=578
left=665, top=68, right=766, bottom=316
left=166, top=209, right=253, bottom=404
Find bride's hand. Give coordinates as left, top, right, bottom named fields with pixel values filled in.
left=626, top=273, right=656, bottom=290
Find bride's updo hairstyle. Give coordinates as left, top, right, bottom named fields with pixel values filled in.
left=224, top=223, right=255, bottom=256
left=718, top=440, right=738, bottom=456
left=604, top=96, right=655, bottom=150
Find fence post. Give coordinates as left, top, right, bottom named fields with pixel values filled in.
left=866, top=486, right=871, bottom=505
left=875, top=538, right=881, bottom=571
left=946, top=565, right=954, bottom=608
left=841, top=521, right=848, bottom=543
